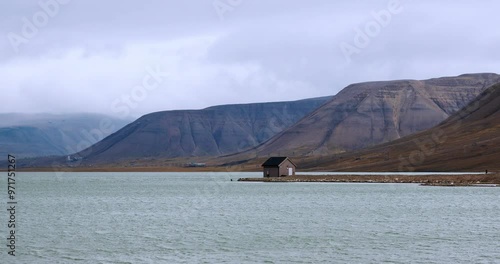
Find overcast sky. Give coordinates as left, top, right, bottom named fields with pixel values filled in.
left=1, top=0, right=499, bottom=118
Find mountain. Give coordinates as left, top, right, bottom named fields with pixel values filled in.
left=300, top=81, right=500, bottom=172
left=240, top=73, right=500, bottom=157
left=0, top=113, right=130, bottom=158
left=71, top=96, right=331, bottom=164
left=11, top=73, right=499, bottom=170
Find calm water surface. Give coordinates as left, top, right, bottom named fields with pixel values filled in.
left=8, top=172, right=500, bottom=263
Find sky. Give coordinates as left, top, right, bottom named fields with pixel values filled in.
left=1, top=0, right=499, bottom=118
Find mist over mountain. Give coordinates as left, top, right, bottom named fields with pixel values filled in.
left=0, top=113, right=130, bottom=158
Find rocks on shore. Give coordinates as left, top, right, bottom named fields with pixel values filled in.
left=238, top=174, right=500, bottom=186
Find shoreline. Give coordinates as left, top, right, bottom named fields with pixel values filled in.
left=0, top=167, right=235, bottom=173
left=238, top=174, right=500, bottom=186
left=3, top=168, right=498, bottom=186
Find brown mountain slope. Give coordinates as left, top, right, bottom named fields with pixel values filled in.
left=299, top=82, right=500, bottom=172
left=244, top=73, right=500, bottom=157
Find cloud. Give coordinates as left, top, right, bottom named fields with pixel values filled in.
left=1, top=0, right=499, bottom=117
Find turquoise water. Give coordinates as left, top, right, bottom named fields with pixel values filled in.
left=5, top=172, right=500, bottom=263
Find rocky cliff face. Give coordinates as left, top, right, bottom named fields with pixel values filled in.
left=249, top=73, right=500, bottom=156
left=76, top=97, right=331, bottom=163
left=301, top=81, right=500, bottom=171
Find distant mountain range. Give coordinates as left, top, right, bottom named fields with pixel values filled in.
left=6, top=73, right=500, bottom=171
left=0, top=113, right=130, bottom=158
left=72, top=97, right=331, bottom=164
left=234, top=73, right=500, bottom=157
left=299, top=81, right=500, bottom=172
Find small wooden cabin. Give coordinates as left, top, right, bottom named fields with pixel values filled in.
left=262, top=157, right=296, bottom=177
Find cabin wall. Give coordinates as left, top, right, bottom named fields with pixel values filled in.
left=263, top=167, right=279, bottom=177
left=278, top=160, right=296, bottom=176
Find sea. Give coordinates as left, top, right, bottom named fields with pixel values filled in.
left=4, top=172, right=500, bottom=263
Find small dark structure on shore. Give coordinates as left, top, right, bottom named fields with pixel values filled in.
left=262, top=157, right=296, bottom=177
left=184, top=162, right=206, bottom=167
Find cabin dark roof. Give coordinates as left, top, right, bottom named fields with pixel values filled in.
left=262, top=157, right=292, bottom=167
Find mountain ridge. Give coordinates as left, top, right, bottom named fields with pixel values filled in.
left=8, top=73, right=500, bottom=169
left=72, top=96, right=332, bottom=164
left=239, top=73, right=500, bottom=157
left=298, top=81, right=500, bottom=171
